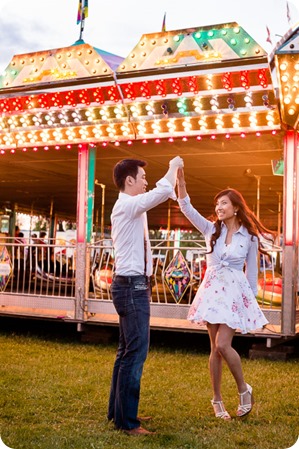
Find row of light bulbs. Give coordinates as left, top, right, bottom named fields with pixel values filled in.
left=0, top=67, right=270, bottom=116
left=0, top=130, right=279, bottom=155
left=0, top=112, right=279, bottom=146
left=0, top=94, right=274, bottom=131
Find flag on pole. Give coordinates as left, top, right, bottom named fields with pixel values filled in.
left=84, top=0, right=88, bottom=19
left=77, top=0, right=88, bottom=24
left=77, top=0, right=83, bottom=24
left=266, top=25, right=273, bottom=45
left=161, top=12, right=166, bottom=32
left=286, top=1, right=291, bottom=23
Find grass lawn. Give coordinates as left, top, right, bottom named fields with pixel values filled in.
left=0, top=321, right=298, bottom=449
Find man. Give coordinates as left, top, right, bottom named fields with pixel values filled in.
left=108, top=156, right=183, bottom=436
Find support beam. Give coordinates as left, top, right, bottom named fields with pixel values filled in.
left=87, top=146, right=96, bottom=242
left=281, top=130, right=298, bottom=335
left=75, top=144, right=89, bottom=321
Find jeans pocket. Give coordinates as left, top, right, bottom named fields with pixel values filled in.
left=111, top=285, right=132, bottom=317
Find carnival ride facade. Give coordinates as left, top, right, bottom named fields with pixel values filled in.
left=0, top=21, right=298, bottom=342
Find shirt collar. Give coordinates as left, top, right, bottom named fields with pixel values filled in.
left=220, top=221, right=247, bottom=236
left=118, top=191, right=131, bottom=199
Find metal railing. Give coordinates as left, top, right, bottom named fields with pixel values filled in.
left=88, top=239, right=283, bottom=310
left=0, top=238, right=76, bottom=297
left=0, top=237, right=284, bottom=310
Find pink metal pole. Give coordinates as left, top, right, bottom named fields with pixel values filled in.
left=282, top=130, right=298, bottom=335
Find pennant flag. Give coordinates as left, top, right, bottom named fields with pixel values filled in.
left=161, top=12, right=166, bottom=32
left=286, top=1, right=291, bottom=23
left=77, top=0, right=88, bottom=24
left=77, top=0, right=83, bottom=24
left=84, top=0, right=88, bottom=19
left=266, top=25, right=273, bottom=45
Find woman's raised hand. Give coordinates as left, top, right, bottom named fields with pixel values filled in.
left=176, top=168, right=187, bottom=198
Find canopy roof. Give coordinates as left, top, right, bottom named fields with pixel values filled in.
left=0, top=22, right=280, bottom=150
left=116, top=21, right=268, bottom=74
left=0, top=40, right=123, bottom=90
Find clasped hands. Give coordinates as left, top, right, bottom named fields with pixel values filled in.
left=169, top=156, right=184, bottom=169
left=169, top=156, right=185, bottom=188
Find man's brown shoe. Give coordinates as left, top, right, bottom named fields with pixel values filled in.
left=123, top=426, right=156, bottom=436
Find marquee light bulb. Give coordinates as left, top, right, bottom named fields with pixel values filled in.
left=281, top=74, right=289, bottom=82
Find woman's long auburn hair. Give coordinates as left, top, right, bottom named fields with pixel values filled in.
left=209, top=188, right=275, bottom=254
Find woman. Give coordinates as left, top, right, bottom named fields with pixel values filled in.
left=177, top=168, right=273, bottom=420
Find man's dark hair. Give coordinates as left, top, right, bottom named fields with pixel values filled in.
left=40, top=231, right=47, bottom=238
left=113, top=159, right=147, bottom=191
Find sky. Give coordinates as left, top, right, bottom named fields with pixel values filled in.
left=0, top=0, right=299, bottom=74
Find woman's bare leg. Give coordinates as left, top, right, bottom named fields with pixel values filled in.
left=215, top=324, right=247, bottom=394
left=207, top=323, right=223, bottom=401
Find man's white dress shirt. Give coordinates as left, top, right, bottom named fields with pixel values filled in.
left=111, top=178, right=174, bottom=277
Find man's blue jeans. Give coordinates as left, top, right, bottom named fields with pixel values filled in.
left=108, top=275, right=151, bottom=430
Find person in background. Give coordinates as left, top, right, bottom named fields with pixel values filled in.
left=31, top=233, right=37, bottom=240
left=26, top=234, right=37, bottom=271
left=35, top=231, right=47, bottom=245
left=108, top=156, right=183, bottom=436
left=14, top=231, right=27, bottom=282
left=43, top=248, right=62, bottom=275
left=15, top=231, right=26, bottom=258
left=177, top=167, right=274, bottom=420
left=35, top=231, right=47, bottom=267
left=15, top=225, right=20, bottom=237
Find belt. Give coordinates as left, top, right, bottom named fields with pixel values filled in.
left=113, top=275, right=152, bottom=285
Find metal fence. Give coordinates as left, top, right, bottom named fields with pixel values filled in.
left=0, top=237, right=283, bottom=310
left=0, top=238, right=76, bottom=297
left=88, top=238, right=283, bottom=310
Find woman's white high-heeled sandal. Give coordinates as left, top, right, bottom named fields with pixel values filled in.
left=237, top=383, right=254, bottom=417
left=211, top=400, right=231, bottom=420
